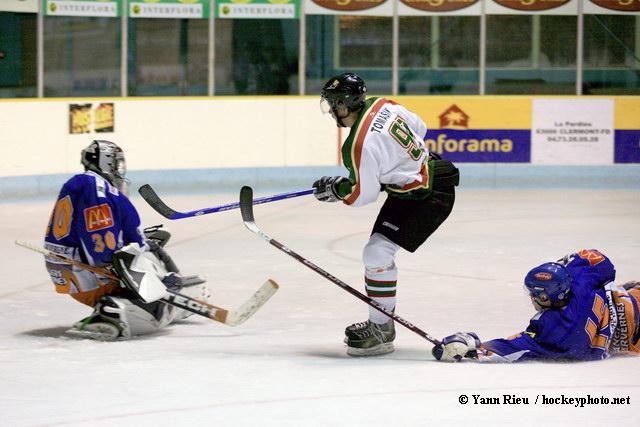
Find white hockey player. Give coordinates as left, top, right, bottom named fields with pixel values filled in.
left=44, top=140, right=208, bottom=340
left=312, top=73, right=459, bottom=356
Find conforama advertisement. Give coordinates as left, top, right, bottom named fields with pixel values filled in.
left=398, top=96, right=640, bottom=164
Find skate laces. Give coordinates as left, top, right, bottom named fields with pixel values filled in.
left=350, top=321, right=387, bottom=341
left=349, top=321, right=371, bottom=332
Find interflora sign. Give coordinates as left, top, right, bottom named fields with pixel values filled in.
left=44, top=0, right=121, bottom=16
left=129, top=0, right=209, bottom=18
left=216, top=0, right=299, bottom=19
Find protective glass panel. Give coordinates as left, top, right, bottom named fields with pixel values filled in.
left=44, top=16, right=120, bottom=97
left=486, top=15, right=577, bottom=95
left=0, top=12, right=36, bottom=98
left=128, top=18, right=208, bottom=96
left=305, top=15, right=392, bottom=96
left=214, top=19, right=299, bottom=95
left=583, top=15, right=640, bottom=95
left=399, top=16, right=479, bottom=95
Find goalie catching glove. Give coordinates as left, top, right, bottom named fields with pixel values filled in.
left=312, top=176, right=349, bottom=202
left=432, top=332, right=482, bottom=362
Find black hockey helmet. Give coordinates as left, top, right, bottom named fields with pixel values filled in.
left=81, top=140, right=128, bottom=193
left=321, top=73, right=367, bottom=113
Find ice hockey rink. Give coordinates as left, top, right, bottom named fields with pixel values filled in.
left=1, top=187, right=639, bottom=426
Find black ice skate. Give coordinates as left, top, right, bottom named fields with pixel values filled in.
left=345, top=319, right=395, bottom=356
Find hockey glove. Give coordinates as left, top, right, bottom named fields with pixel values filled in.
left=143, top=224, right=171, bottom=248
left=432, top=332, right=481, bottom=362
left=312, top=176, right=347, bottom=203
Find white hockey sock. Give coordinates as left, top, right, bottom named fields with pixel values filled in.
left=363, top=234, right=399, bottom=324
left=369, top=295, right=396, bottom=324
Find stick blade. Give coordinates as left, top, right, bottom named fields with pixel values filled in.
left=239, top=185, right=255, bottom=223
left=225, top=279, right=279, bottom=326
left=138, top=184, right=177, bottom=219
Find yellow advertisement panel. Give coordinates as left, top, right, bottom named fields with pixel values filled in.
left=391, top=96, right=639, bottom=164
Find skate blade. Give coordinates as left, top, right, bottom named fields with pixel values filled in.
left=347, top=342, right=395, bottom=357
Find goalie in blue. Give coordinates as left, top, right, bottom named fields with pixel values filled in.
left=433, top=249, right=640, bottom=362
left=44, top=140, right=208, bottom=340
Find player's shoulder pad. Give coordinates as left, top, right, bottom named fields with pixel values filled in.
left=568, top=249, right=616, bottom=282
left=365, top=100, right=396, bottom=137
left=61, top=173, right=94, bottom=194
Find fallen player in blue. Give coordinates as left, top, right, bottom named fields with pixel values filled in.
left=433, top=249, right=640, bottom=362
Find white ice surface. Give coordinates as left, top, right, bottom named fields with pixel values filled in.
left=1, top=189, right=639, bottom=426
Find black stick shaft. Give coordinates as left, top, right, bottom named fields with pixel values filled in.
left=267, top=236, right=440, bottom=346
left=239, top=186, right=440, bottom=346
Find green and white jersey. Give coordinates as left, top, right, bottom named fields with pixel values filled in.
left=336, top=97, right=432, bottom=207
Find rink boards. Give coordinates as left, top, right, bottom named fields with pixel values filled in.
left=0, top=95, right=638, bottom=198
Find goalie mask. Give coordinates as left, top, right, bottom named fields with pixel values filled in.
left=320, top=73, right=367, bottom=127
left=81, top=140, right=129, bottom=194
left=524, top=262, right=573, bottom=312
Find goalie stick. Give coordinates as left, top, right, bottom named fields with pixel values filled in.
left=238, top=186, right=441, bottom=346
left=139, top=184, right=314, bottom=220
left=15, top=240, right=278, bottom=327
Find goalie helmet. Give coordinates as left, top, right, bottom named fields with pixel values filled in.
left=320, top=73, right=367, bottom=127
left=81, top=140, right=128, bottom=193
left=524, top=262, right=572, bottom=311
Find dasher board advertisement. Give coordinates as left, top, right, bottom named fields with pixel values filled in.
left=532, top=99, right=615, bottom=165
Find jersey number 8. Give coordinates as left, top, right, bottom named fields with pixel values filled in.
left=389, top=117, right=423, bottom=161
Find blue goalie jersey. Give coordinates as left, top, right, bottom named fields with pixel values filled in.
left=44, top=171, right=144, bottom=297
left=482, top=249, right=616, bottom=362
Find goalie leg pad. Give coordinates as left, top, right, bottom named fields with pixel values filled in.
left=67, top=295, right=176, bottom=340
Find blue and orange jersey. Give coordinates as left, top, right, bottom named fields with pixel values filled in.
left=44, top=171, right=144, bottom=299
left=481, top=249, right=617, bottom=362
left=609, top=284, right=640, bottom=355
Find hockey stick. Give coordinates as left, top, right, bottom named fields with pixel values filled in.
left=15, top=240, right=278, bottom=327
left=139, top=184, right=314, bottom=220
left=239, top=186, right=441, bottom=346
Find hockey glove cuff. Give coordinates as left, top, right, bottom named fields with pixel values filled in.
left=313, top=176, right=348, bottom=203
left=432, top=332, right=481, bottom=362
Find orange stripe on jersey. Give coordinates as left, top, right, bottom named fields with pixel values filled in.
left=612, top=288, right=640, bottom=354
left=70, top=282, right=120, bottom=307
left=344, top=98, right=388, bottom=205
left=399, top=162, right=429, bottom=192
left=629, top=289, right=640, bottom=353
